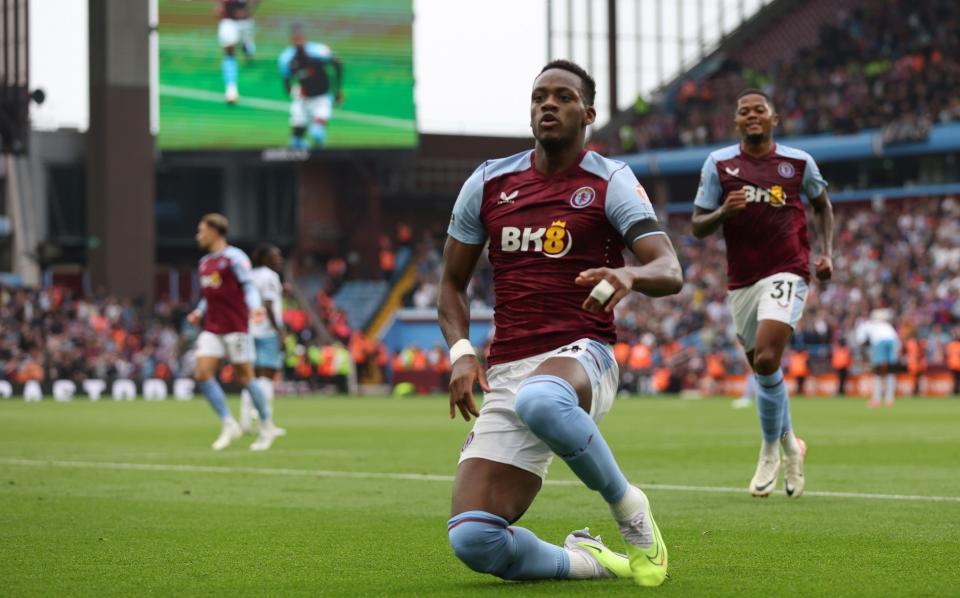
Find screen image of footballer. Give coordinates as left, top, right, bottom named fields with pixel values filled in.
left=157, top=0, right=416, bottom=150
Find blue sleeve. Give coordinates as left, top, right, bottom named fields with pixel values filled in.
left=195, top=298, right=207, bottom=316
left=801, top=154, right=828, bottom=200
left=604, top=165, right=659, bottom=239
left=227, top=248, right=262, bottom=310
left=306, top=43, right=333, bottom=61
left=447, top=164, right=487, bottom=245
left=278, top=48, right=293, bottom=77
left=693, top=155, right=722, bottom=210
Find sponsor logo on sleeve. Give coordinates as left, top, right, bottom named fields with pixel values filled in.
left=635, top=183, right=652, bottom=205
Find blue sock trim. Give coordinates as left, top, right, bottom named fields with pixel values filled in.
left=244, top=381, right=271, bottom=421
left=447, top=511, right=568, bottom=579
left=447, top=510, right=509, bottom=532
left=518, top=374, right=577, bottom=397
left=756, top=369, right=787, bottom=443
left=199, top=379, right=230, bottom=419
left=222, top=56, right=238, bottom=85
left=757, top=370, right=784, bottom=388
left=515, top=374, right=628, bottom=504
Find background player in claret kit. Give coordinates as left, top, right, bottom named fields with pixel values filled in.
left=439, top=60, right=682, bottom=587
left=217, top=0, right=259, bottom=104
left=239, top=244, right=287, bottom=435
left=278, top=24, right=344, bottom=149
left=187, top=214, right=284, bottom=451
left=691, top=89, right=835, bottom=498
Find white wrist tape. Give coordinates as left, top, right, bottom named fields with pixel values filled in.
left=449, top=339, right=477, bottom=364
left=589, top=279, right=616, bottom=304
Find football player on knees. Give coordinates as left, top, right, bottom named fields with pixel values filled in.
left=440, top=60, right=681, bottom=586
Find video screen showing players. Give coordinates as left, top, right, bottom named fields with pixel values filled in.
left=158, top=0, right=415, bottom=151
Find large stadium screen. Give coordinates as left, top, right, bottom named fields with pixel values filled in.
left=157, top=0, right=415, bottom=151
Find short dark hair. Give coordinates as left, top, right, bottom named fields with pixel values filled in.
left=252, top=243, right=279, bottom=267
left=735, top=88, right=775, bottom=111
left=201, top=213, right=229, bottom=237
left=538, top=60, right=596, bottom=107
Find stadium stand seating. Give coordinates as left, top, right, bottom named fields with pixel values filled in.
left=602, top=0, right=960, bottom=153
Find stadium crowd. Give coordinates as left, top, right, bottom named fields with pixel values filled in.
left=403, top=195, right=960, bottom=393
left=3, top=192, right=959, bottom=395
left=608, top=0, right=960, bottom=153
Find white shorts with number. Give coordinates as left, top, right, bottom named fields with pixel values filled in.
left=728, top=272, right=809, bottom=353
left=195, top=331, right=254, bottom=364
left=458, top=338, right=619, bottom=480
left=218, top=18, right=255, bottom=48
left=290, top=95, right=333, bottom=127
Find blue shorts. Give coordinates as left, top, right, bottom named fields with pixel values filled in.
left=254, top=335, right=283, bottom=370
left=870, top=339, right=897, bottom=366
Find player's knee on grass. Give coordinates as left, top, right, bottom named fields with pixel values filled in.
left=224, top=45, right=235, bottom=56
left=448, top=512, right=513, bottom=578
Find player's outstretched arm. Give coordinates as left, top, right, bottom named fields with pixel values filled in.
left=808, top=190, right=835, bottom=280
left=438, top=237, right=490, bottom=421
left=576, top=232, right=683, bottom=313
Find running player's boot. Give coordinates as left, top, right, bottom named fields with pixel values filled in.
left=731, top=397, right=752, bottom=409
left=618, top=489, right=669, bottom=586
left=564, top=528, right=632, bottom=579
left=212, top=419, right=242, bottom=451
left=249, top=422, right=285, bottom=451
left=749, top=453, right=781, bottom=497
left=783, top=437, right=806, bottom=498
left=225, top=83, right=239, bottom=104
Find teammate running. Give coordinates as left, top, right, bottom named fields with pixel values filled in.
left=217, top=0, right=259, bottom=104
left=278, top=24, right=343, bottom=149
left=239, top=244, right=287, bottom=434
left=440, top=60, right=682, bottom=586
left=691, top=89, right=835, bottom=498
left=187, top=214, right=284, bottom=451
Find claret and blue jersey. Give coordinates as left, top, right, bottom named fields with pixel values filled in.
left=694, top=143, right=828, bottom=290
left=278, top=43, right=337, bottom=98
left=196, top=246, right=261, bottom=335
left=448, top=149, right=663, bottom=365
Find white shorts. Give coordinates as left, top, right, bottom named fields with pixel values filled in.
left=458, top=338, right=619, bottom=480
left=728, top=272, right=809, bottom=353
left=218, top=18, right=255, bottom=48
left=195, top=331, right=254, bottom=364
left=290, top=95, right=333, bottom=127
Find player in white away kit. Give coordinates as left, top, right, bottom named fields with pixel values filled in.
left=855, top=309, right=900, bottom=408
left=240, top=244, right=287, bottom=437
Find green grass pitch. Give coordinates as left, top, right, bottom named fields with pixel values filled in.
left=2, top=396, right=959, bottom=596
left=158, top=0, right=415, bottom=150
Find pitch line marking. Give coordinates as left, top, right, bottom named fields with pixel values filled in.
left=159, top=84, right=416, bottom=130
left=2, top=457, right=959, bottom=504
